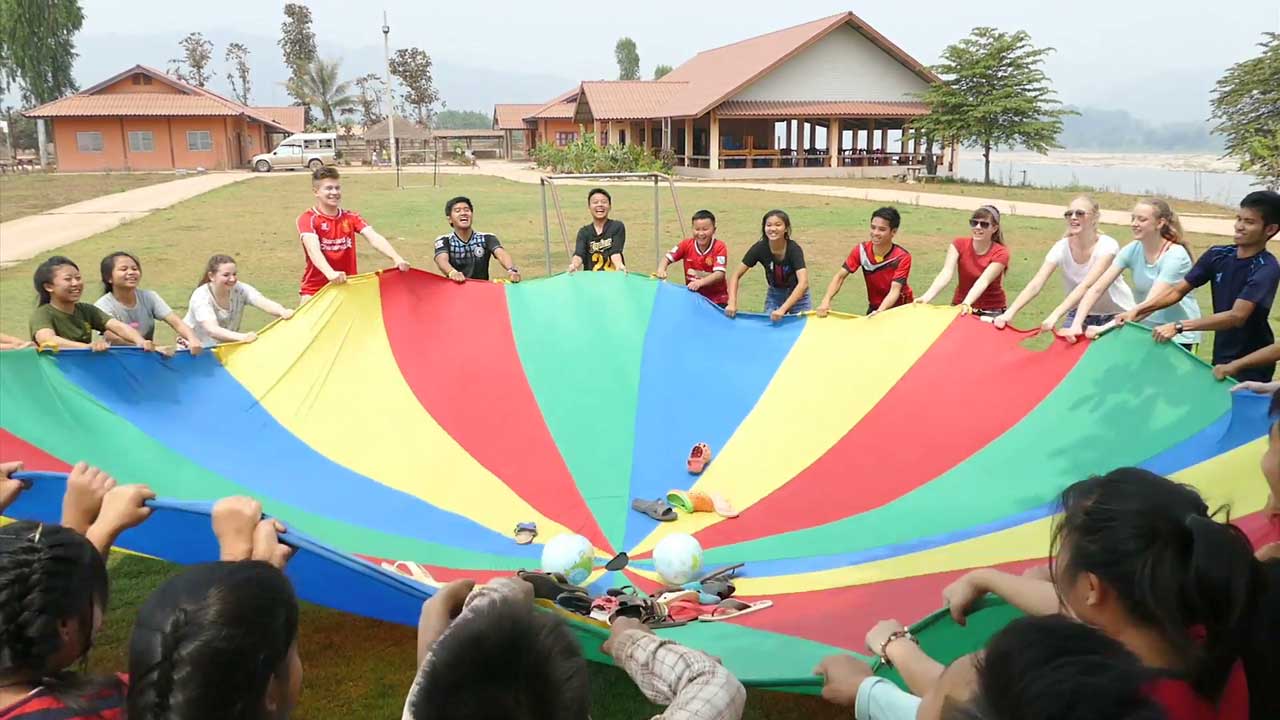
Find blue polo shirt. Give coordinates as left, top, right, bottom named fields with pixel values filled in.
left=1184, top=245, right=1280, bottom=375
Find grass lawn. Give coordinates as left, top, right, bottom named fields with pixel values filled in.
left=0, top=173, right=1251, bottom=718
left=0, top=172, right=176, bottom=223
left=756, top=176, right=1236, bottom=217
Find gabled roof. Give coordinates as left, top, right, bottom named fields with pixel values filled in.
left=362, top=115, right=432, bottom=140
left=25, top=65, right=294, bottom=132
left=528, top=88, right=580, bottom=120
left=573, top=81, right=687, bottom=121
left=493, top=103, right=543, bottom=129
left=658, top=12, right=939, bottom=118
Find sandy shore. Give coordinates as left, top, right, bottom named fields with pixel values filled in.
left=981, top=151, right=1242, bottom=174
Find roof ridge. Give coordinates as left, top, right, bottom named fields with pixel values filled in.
left=691, top=12, right=848, bottom=56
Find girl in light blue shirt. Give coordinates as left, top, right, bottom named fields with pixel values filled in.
left=1061, top=198, right=1201, bottom=350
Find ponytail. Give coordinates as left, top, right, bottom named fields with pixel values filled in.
left=1140, top=198, right=1192, bottom=260
left=196, top=254, right=235, bottom=290
left=1051, top=469, right=1263, bottom=702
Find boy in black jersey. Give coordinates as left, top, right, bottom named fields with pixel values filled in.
left=568, top=188, right=627, bottom=273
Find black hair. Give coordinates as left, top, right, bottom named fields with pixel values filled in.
left=311, top=165, right=340, bottom=184
left=33, top=255, right=79, bottom=306
left=407, top=599, right=589, bottom=720
left=1241, top=191, right=1280, bottom=238
left=944, top=615, right=1165, bottom=720
left=692, top=209, right=716, bottom=225
left=1050, top=468, right=1264, bottom=702
left=100, top=251, right=141, bottom=295
left=871, top=206, right=901, bottom=230
left=445, top=196, right=473, bottom=217
left=587, top=188, right=611, bottom=204
left=127, top=561, right=299, bottom=720
left=0, top=521, right=117, bottom=712
left=760, top=209, right=791, bottom=243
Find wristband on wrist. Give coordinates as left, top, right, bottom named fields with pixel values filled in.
left=878, top=629, right=918, bottom=667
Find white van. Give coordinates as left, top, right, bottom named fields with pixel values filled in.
left=252, top=132, right=337, bottom=172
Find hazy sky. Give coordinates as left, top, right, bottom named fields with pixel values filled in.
left=28, top=0, right=1280, bottom=122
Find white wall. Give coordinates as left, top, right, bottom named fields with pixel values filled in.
left=731, top=25, right=928, bottom=102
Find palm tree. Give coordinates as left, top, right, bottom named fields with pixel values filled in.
left=285, top=58, right=357, bottom=126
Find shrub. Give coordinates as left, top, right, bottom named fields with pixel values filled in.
left=531, top=132, right=673, bottom=175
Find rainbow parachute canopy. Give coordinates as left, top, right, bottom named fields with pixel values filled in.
left=2, top=270, right=1274, bottom=688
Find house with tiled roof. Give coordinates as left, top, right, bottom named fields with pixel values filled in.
left=24, top=65, right=303, bottom=171
left=503, top=12, right=952, bottom=179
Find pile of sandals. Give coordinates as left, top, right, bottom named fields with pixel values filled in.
left=517, top=563, right=772, bottom=629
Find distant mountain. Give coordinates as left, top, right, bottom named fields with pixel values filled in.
left=46, top=31, right=577, bottom=114
left=1058, top=106, right=1223, bottom=152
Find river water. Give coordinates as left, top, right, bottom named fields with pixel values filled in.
left=957, top=151, right=1263, bottom=206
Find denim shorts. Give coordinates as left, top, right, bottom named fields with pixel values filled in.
left=764, top=286, right=812, bottom=314
left=1063, top=310, right=1116, bottom=329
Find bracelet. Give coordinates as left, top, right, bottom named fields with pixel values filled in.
left=878, top=629, right=917, bottom=667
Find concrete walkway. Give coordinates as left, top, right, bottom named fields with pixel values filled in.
left=0, top=172, right=254, bottom=268
left=416, top=161, right=1237, bottom=237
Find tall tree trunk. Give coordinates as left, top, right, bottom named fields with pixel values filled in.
left=983, top=142, right=992, bottom=184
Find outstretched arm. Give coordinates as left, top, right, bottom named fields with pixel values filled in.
left=1215, top=343, right=1280, bottom=380
left=302, top=234, right=343, bottom=284
left=103, top=318, right=154, bottom=351
left=917, top=246, right=959, bottom=304
left=1119, top=280, right=1193, bottom=325
left=1153, top=297, right=1259, bottom=343
left=492, top=247, right=521, bottom=282
left=163, top=313, right=204, bottom=354
left=1043, top=252, right=1118, bottom=330
left=771, top=268, right=809, bottom=321
left=1063, top=263, right=1124, bottom=339
left=875, top=282, right=904, bottom=315
left=724, top=264, right=749, bottom=318
left=360, top=227, right=410, bottom=270
left=817, top=267, right=851, bottom=317
left=995, top=260, right=1055, bottom=327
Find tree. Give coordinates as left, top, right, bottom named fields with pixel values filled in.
left=353, top=73, right=385, bottom=125
left=615, top=37, right=640, bottom=80
left=388, top=47, right=440, bottom=126
left=653, top=64, right=673, bottom=80
left=279, top=3, right=317, bottom=118
left=434, top=109, right=491, bottom=130
left=1211, top=33, right=1280, bottom=190
left=2, top=106, right=37, bottom=154
left=0, top=0, right=84, bottom=105
left=913, top=27, right=1074, bottom=184
left=225, top=42, right=252, bottom=105
left=285, top=58, right=356, bottom=126
left=169, top=32, right=213, bottom=87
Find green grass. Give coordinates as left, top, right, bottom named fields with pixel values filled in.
left=758, top=176, right=1235, bottom=217
left=0, top=173, right=1253, bottom=718
left=0, top=172, right=176, bottom=223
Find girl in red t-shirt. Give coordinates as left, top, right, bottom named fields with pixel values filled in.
left=915, top=205, right=1011, bottom=316
left=939, top=469, right=1270, bottom=719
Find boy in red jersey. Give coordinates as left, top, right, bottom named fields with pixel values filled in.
left=296, top=166, right=410, bottom=301
left=817, top=206, right=914, bottom=317
left=656, top=209, right=729, bottom=306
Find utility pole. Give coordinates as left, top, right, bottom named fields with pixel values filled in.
left=382, top=11, right=398, bottom=179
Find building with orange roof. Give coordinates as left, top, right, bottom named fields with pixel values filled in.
left=24, top=65, right=303, bottom=171
left=502, top=12, right=953, bottom=179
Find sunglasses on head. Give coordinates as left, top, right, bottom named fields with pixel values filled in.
left=969, top=219, right=991, bottom=229
left=1064, top=209, right=1090, bottom=219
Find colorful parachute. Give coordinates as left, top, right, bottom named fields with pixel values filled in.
left=2, top=270, right=1276, bottom=690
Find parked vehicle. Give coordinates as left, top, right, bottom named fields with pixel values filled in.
left=252, top=132, right=336, bottom=172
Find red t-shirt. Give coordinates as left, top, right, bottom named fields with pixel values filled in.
left=1145, top=662, right=1250, bottom=720
left=297, top=207, right=368, bottom=295
left=951, top=237, right=1010, bottom=311
left=666, top=237, right=729, bottom=305
left=0, top=674, right=127, bottom=719
left=842, top=241, right=914, bottom=310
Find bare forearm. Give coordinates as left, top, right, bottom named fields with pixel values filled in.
left=34, top=331, right=90, bottom=349
left=877, top=284, right=903, bottom=313
left=1183, top=310, right=1248, bottom=332
left=434, top=254, right=456, bottom=275
left=166, top=315, right=200, bottom=345
left=202, top=321, right=248, bottom=343
left=699, top=270, right=725, bottom=288
left=821, top=272, right=846, bottom=306
left=493, top=248, right=516, bottom=271
left=1130, top=286, right=1184, bottom=321
left=884, top=641, right=946, bottom=697
left=921, top=269, right=953, bottom=303
left=302, top=236, right=337, bottom=278
left=974, top=568, right=1059, bottom=616
left=778, top=279, right=808, bottom=314
left=363, top=228, right=404, bottom=262
left=1222, top=343, right=1280, bottom=372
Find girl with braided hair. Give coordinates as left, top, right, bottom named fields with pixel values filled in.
left=0, top=465, right=153, bottom=720
left=0, top=522, right=123, bottom=719
left=127, top=497, right=300, bottom=720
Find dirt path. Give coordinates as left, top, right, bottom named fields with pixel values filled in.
left=392, top=161, right=1236, bottom=237
left=0, top=172, right=255, bottom=268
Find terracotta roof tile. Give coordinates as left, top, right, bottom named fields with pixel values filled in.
left=25, top=94, right=242, bottom=117
left=493, top=104, right=543, bottom=129
left=576, top=81, right=687, bottom=121
left=715, top=100, right=930, bottom=118
left=658, top=12, right=938, bottom=119
left=528, top=88, right=580, bottom=119
left=251, top=106, right=306, bottom=133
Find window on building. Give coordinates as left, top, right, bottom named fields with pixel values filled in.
left=555, top=132, right=577, bottom=146
left=128, top=131, right=154, bottom=152
left=187, top=130, right=213, bottom=151
left=130, top=73, right=153, bottom=86
left=76, top=132, right=104, bottom=153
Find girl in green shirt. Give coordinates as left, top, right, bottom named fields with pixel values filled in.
left=29, top=256, right=152, bottom=352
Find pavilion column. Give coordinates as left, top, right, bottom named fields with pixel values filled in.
left=880, top=127, right=890, bottom=155
left=867, top=119, right=876, bottom=152
left=644, top=120, right=652, bottom=152
left=608, top=121, right=617, bottom=145
left=911, top=127, right=921, bottom=158
left=593, top=119, right=602, bottom=145
left=785, top=119, right=792, bottom=154
left=709, top=111, right=720, bottom=170
left=828, top=117, right=840, bottom=168
left=684, top=118, right=693, bottom=166
left=807, top=120, right=816, bottom=152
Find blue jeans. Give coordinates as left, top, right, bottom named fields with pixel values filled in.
left=1063, top=310, right=1115, bottom=329
left=764, top=286, right=811, bottom=314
